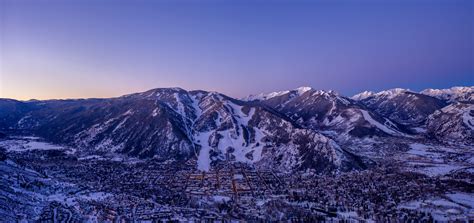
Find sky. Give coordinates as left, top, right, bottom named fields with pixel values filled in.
left=0, top=0, right=473, bottom=100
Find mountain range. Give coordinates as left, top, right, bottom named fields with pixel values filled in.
left=1, top=86, right=473, bottom=173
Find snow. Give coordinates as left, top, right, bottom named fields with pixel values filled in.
left=337, top=211, right=360, bottom=219
left=439, top=103, right=458, bottom=113
left=411, top=163, right=460, bottom=177
left=77, top=122, right=112, bottom=144
left=47, top=193, right=76, bottom=206
left=79, top=192, right=112, bottom=201
left=212, top=195, right=231, bottom=203
left=243, top=86, right=312, bottom=101
left=26, top=141, right=64, bottom=151
left=421, top=86, right=474, bottom=102
left=77, top=109, right=133, bottom=143
left=359, top=109, right=398, bottom=135
left=0, top=139, right=68, bottom=152
left=256, top=199, right=267, bottom=206
left=467, top=157, right=474, bottom=164
left=233, top=174, right=244, bottom=180
left=174, top=93, right=186, bottom=117
left=461, top=105, right=474, bottom=130
left=95, top=138, right=124, bottom=152
left=78, top=155, right=106, bottom=161
left=446, top=192, right=474, bottom=208
left=47, top=191, right=112, bottom=206
left=173, top=93, right=196, bottom=142
left=219, top=103, right=263, bottom=163
left=323, top=115, right=345, bottom=126
left=411, top=127, right=427, bottom=133
left=408, top=143, right=434, bottom=156
left=17, top=115, right=32, bottom=127
left=251, top=128, right=265, bottom=162
left=244, top=90, right=290, bottom=101
left=399, top=200, right=423, bottom=209
left=351, top=91, right=375, bottom=100
left=353, top=88, right=414, bottom=103
left=295, top=86, right=312, bottom=95
left=190, top=94, right=202, bottom=119
left=227, top=103, right=255, bottom=125
left=19, top=136, right=41, bottom=140
left=403, top=143, right=468, bottom=176
left=399, top=193, right=474, bottom=221
left=196, top=132, right=213, bottom=171
left=217, top=129, right=251, bottom=163
left=123, top=109, right=134, bottom=115
left=195, top=101, right=266, bottom=171
left=151, top=108, right=159, bottom=117
left=112, top=117, right=129, bottom=132
left=336, top=95, right=351, bottom=105
left=373, top=88, right=411, bottom=99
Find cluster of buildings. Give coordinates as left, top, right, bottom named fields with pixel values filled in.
left=4, top=149, right=473, bottom=222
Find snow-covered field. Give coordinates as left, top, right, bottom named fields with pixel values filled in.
left=408, top=163, right=463, bottom=177
left=399, top=192, right=474, bottom=221
left=0, top=137, right=75, bottom=154
left=402, top=143, right=473, bottom=177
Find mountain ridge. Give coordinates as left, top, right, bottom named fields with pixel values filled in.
left=1, top=85, right=472, bottom=173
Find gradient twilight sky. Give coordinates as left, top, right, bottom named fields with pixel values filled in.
left=0, top=0, right=473, bottom=100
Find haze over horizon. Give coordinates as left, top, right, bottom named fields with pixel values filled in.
left=2, top=85, right=474, bottom=102
left=1, top=0, right=473, bottom=100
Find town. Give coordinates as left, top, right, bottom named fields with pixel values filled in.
left=2, top=141, right=472, bottom=222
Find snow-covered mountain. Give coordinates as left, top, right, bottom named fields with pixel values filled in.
left=247, top=87, right=408, bottom=139
left=244, top=86, right=313, bottom=101
left=353, top=88, right=447, bottom=126
left=421, top=86, right=474, bottom=103
left=2, top=86, right=474, bottom=222
left=351, top=91, right=375, bottom=101
left=426, top=103, right=474, bottom=144
left=1, top=85, right=473, bottom=173
left=0, top=99, right=37, bottom=130
left=0, top=88, right=365, bottom=173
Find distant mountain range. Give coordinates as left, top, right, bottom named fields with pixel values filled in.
left=1, top=86, right=473, bottom=173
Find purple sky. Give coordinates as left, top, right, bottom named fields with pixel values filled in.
left=1, top=0, right=473, bottom=100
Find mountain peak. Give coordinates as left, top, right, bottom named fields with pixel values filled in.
left=295, top=86, right=313, bottom=94
left=421, top=86, right=474, bottom=102
left=378, top=88, right=410, bottom=95
left=351, top=91, right=375, bottom=100
left=243, top=86, right=315, bottom=101
left=351, top=88, right=412, bottom=101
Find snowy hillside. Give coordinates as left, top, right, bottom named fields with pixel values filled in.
left=1, top=85, right=473, bottom=174
left=353, top=88, right=447, bottom=126
left=421, top=86, right=474, bottom=103
left=426, top=103, right=474, bottom=144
